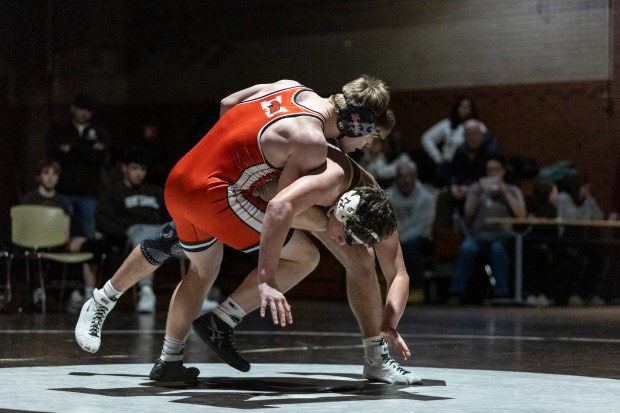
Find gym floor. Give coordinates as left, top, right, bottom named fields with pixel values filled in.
left=1, top=299, right=619, bottom=412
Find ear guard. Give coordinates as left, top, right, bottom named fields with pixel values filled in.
left=336, top=106, right=376, bottom=137
left=335, top=190, right=361, bottom=221
left=332, top=190, right=380, bottom=246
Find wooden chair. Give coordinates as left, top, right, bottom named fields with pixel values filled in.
left=10, top=205, right=94, bottom=313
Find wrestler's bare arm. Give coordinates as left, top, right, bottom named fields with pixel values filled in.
left=257, top=160, right=345, bottom=319
left=252, top=176, right=328, bottom=234
left=374, top=230, right=412, bottom=359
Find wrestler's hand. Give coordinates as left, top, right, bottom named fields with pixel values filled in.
left=258, top=282, right=293, bottom=327
left=380, top=326, right=411, bottom=360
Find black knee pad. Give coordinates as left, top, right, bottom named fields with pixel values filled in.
left=140, top=221, right=186, bottom=265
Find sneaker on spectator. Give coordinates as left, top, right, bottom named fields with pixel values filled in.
left=137, top=285, right=156, bottom=313
left=363, top=339, right=421, bottom=385
left=536, top=294, right=553, bottom=308
left=568, top=295, right=584, bottom=307
left=75, top=288, right=117, bottom=353
left=192, top=312, right=250, bottom=372
left=32, top=288, right=45, bottom=312
left=149, top=358, right=200, bottom=382
left=66, top=289, right=84, bottom=314
left=586, top=295, right=605, bottom=307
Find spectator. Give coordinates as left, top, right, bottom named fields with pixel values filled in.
left=421, top=96, right=487, bottom=188
left=522, top=177, right=560, bottom=307
left=96, top=146, right=169, bottom=313
left=19, top=159, right=97, bottom=312
left=447, top=154, right=526, bottom=305
left=435, top=119, right=498, bottom=229
left=46, top=93, right=110, bottom=239
left=448, top=120, right=499, bottom=203
left=556, top=172, right=607, bottom=306
left=386, top=157, right=436, bottom=304
left=358, top=139, right=398, bottom=188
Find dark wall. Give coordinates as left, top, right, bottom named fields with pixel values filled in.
left=1, top=1, right=619, bottom=232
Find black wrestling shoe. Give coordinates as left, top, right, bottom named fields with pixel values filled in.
left=192, top=312, right=251, bottom=372
left=149, top=358, right=200, bottom=382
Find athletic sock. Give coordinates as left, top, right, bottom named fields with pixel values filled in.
left=362, top=335, right=386, bottom=363
left=212, top=297, right=246, bottom=327
left=102, top=280, right=123, bottom=301
left=160, top=335, right=185, bottom=362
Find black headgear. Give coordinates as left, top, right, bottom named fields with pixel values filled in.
left=336, top=105, right=376, bottom=138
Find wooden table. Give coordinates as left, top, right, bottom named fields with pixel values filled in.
left=485, top=217, right=620, bottom=303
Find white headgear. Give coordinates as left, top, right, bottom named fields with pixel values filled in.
left=334, top=190, right=361, bottom=222
left=333, top=190, right=380, bottom=246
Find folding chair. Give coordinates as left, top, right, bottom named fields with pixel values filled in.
left=10, top=205, right=94, bottom=313
left=0, top=250, right=10, bottom=311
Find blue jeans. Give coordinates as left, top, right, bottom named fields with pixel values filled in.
left=126, top=223, right=168, bottom=288
left=449, top=236, right=510, bottom=298
left=401, top=237, right=431, bottom=290
left=68, top=195, right=98, bottom=239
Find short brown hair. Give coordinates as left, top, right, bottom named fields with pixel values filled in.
left=37, top=159, right=61, bottom=175
left=343, top=186, right=397, bottom=246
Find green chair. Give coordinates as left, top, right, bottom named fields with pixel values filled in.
left=10, top=205, right=94, bottom=313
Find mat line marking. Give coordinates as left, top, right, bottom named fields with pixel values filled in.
left=2, top=329, right=619, bottom=344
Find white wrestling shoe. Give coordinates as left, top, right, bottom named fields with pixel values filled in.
left=75, top=288, right=117, bottom=353
left=363, top=339, right=422, bottom=385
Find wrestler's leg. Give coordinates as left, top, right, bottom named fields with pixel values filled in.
left=75, top=224, right=175, bottom=354
left=149, top=242, right=223, bottom=382
left=311, top=230, right=421, bottom=385
left=311, top=230, right=382, bottom=337
left=226, top=230, right=320, bottom=312
left=165, top=242, right=223, bottom=340
left=109, top=245, right=160, bottom=292
left=192, top=230, right=319, bottom=372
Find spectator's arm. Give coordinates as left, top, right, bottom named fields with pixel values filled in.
left=421, top=120, right=448, bottom=164
left=95, top=188, right=127, bottom=239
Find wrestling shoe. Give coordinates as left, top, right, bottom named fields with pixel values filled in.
left=74, top=288, right=117, bottom=353
left=149, top=358, right=200, bottom=382
left=192, top=312, right=250, bottom=372
left=363, top=339, right=422, bottom=385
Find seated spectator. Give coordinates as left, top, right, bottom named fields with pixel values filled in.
left=448, top=120, right=499, bottom=211
left=522, top=177, right=560, bottom=307
left=96, top=146, right=169, bottom=313
left=421, top=95, right=487, bottom=188
left=447, top=154, right=526, bottom=305
left=19, top=159, right=97, bottom=312
left=386, top=157, right=436, bottom=304
left=358, top=139, right=398, bottom=188
left=556, top=171, right=607, bottom=306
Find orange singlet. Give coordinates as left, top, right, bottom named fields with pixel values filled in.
left=165, top=86, right=325, bottom=253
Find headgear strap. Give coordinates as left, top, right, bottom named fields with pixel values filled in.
left=336, top=106, right=377, bottom=138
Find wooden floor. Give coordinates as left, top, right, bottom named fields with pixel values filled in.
left=1, top=298, right=619, bottom=412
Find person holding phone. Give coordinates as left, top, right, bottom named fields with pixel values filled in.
left=447, top=154, right=526, bottom=305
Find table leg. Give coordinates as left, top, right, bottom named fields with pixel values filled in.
left=514, top=233, right=523, bottom=303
